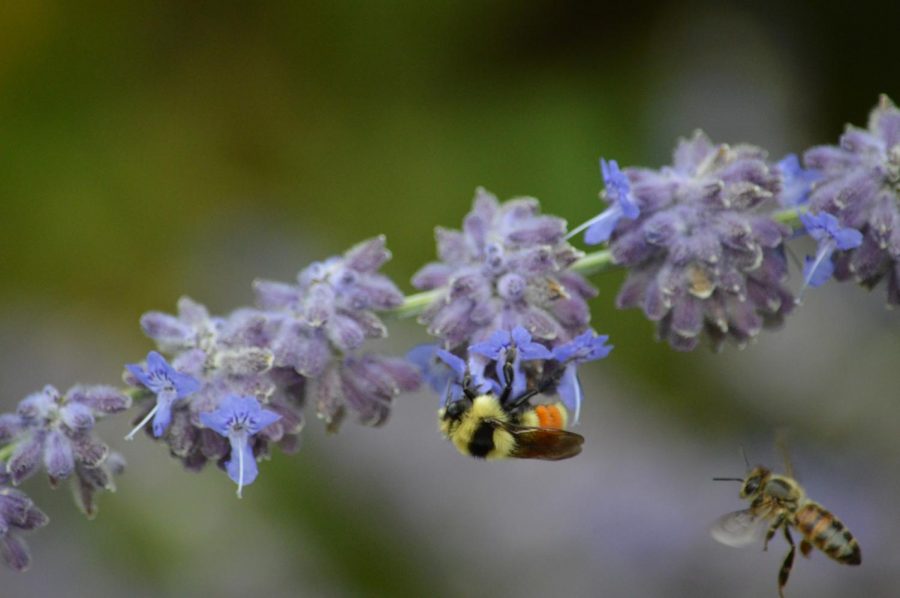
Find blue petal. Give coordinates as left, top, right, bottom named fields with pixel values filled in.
left=803, top=247, right=836, bottom=288
left=583, top=207, right=622, bottom=245
left=146, top=351, right=170, bottom=375
left=251, top=408, right=281, bottom=434
left=225, top=438, right=258, bottom=493
left=199, top=407, right=233, bottom=437
left=407, top=344, right=454, bottom=394
left=171, top=371, right=203, bottom=398
left=511, top=326, right=553, bottom=360
left=125, top=363, right=152, bottom=388
left=151, top=398, right=175, bottom=438
left=832, top=227, right=863, bottom=250
left=468, top=329, right=510, bottom=360
left=777, top=154, right=820, bottom=206
left=556, top=366, right=582, bottom=425
left=435, top=349, right=466, bottom=380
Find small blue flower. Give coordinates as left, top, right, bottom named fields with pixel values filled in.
left=469, top=327, right=552, bottom=398
left=468, top=327, right=553, bottom=362
left=550, top=331, right=613, bottom=423
left=551, top=330, right=614, bottom=364
left=199, top=395, right=281, bottom=498
left=125, top=351, right=202, bottom=440
left=776, top=154, right=821, bottom=207
left=406, top=344, right=452, bottom=394
left=799, top=212, right=864, bottom=290
left=568, top=158, right=640, bottom=245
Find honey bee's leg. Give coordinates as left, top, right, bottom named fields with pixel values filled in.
left=778, top=526, right=796, bottom=598
left=764, top=513, right=786, bottom=551
left=799, top=539, right=813, bottom=558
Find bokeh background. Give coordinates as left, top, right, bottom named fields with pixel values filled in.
left=1, top=2, right=899, bottom=596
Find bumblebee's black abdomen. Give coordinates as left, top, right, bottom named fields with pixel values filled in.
left=468, top=421, right=496, bottom=458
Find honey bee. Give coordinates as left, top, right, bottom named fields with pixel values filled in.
left=438, top=354, right=583, bottom=460
left=712, top=447, right=861, bottom=597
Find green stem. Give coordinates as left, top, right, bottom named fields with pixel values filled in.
left=388, top=206, right=807, bottom=320
left=0, top=443, right=15, bottom=463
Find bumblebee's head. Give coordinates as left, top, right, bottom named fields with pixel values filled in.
left=438, top=397, right=471, bottom=437
left=739, top=466, right=771, bottom=499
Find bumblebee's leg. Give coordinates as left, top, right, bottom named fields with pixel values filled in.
left=498, top=355, right=517, bottom=405
left=778, top=526, right=796, bottom=598
left=461, top=373, right=479, bottom=400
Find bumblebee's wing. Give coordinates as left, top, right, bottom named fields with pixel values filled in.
left=503, top=423, right=584, bottom=461
left=711, top=509, right=768, bottom=548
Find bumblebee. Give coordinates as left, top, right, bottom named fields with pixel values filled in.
left=712, top=448, right=861, bottom=597
left=438, top=355, right=583, bottom=460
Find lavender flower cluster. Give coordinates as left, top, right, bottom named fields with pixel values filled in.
left=2, top=95, right=896, bottom=573
left=128, top=236, right=420, bottom=497
left=0, top=384, right=129, bottom=570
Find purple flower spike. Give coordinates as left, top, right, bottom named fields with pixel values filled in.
left=607, top=131, right=793, bottom=350
left=200, top=395, right=281, bottom=498
left=804, top=95, right=900, bottom=305
left=568, top=158, right=640, bottom=245
left=800, top=212, right=864, bottom=290
left=125, top=351, right=203, bottom=440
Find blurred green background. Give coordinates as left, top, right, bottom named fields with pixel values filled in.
left=1, top=1, right=899, bottom=596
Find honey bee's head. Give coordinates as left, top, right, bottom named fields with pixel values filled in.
left=739, top=466, right=771, bottom=499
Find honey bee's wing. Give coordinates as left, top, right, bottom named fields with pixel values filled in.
left=502, top=422, right=584, bottom=461
left=710, top=509, right=768, bottom=548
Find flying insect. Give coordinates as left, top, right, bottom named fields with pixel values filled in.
left=712, top=446, right=861, bottom=597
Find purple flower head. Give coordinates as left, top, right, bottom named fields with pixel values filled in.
left=140, top=296, right=222, bottom=354
left=310, top=355, right=421, bottom=431
left=800, top=212, right=864, bottom=290
left=5, top=385, right=129, bottom=487
left=550, top=331, right=613, bottom=423
left=609, top=131, right=793, bottom=351
left=254, top=236, right=401, bottom=365
left=776, top=154, right=821, bottom=207
left=413, top=188, right=597, bottom=350
left=200, top=395, right=281, bottom=498
left=568, top=158, right=640, bottom=245
left=804, top=95, right=900, bottom=305
left=0, top=487, right=49, bottom=572
left=125, top=351, right=203, bottom=439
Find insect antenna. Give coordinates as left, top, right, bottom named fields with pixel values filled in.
left=712, top=477, right=745, bottom=482
left=740, top=444, right=751, bottom=471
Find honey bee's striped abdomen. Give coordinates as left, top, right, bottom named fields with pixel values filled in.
left=794, top=503, right=861, bottom=565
